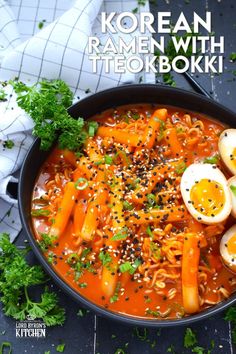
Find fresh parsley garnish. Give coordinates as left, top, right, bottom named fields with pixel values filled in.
left=38, top=233, right=57, bottom=252
left=10, top=79, right=87, bottom=152
left=3, top=140, right=14, bottom=149
left=0, top=88, right=7, bottom=101
left=225, top=306, right=236, bottom=343
left=230, top=52, right=236, bottom=62
left=0, top=233, right=65, bottom=326
left=99, top=251, right=112, bottom=266
left=184, top=327, right=197, bottom=348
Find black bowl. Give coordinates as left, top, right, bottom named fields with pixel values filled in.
left=19, top=84, right=236, bottom=327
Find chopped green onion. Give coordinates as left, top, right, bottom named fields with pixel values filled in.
left=230, top=185, right=236, bottom=197
left=78, top=282, right=87, bottom=288
left=88, top=121, right=98, bottom=137
left=104, top=155, right=113, bottom=165
left=203, top=155, right=219, bottom=164
left=123, top=201, right=133, bottom=211
left=119, top=258, right=141, bottom=274
left=146, top=226, right=154, bottom=238
left=110, top=282, right=121, bottom=303
left=75, top=177, right=88, bottom=190
left=119, top=262, right=133, bottom=273
left=31, top=209, right=50, bottom=217
left=129, top=258, right=141, bottom=274
left=0, top=342, right=12, bottom=354
left=111, top=227, right=129, bottom=241
left=175, top=161, right=187, bottom=175
left=56, top=343, right=65, bottom=353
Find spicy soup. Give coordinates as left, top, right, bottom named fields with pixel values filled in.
left=31, top=104, right=236, bottom=319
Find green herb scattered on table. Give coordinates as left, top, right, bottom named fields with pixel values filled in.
left=56, top=343, right=66, bottom=352
left=225, top=306, right=236, bottom=343
left=38, top=19, right=46, bottom=29
left=0, top=88, right=7, bottom=101
left=0, top=341, right=12, bottom=354
left=230, top=52, right=236, bottom=62
left=0, top=233, right=65, bottom=326
left=3, top=140, right=14, bottom=149
left=184, top=327, right=197, bottom=348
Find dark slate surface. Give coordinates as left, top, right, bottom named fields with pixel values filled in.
left=1, top=0, right=236, bottom=353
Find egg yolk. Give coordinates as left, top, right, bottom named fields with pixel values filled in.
left=231, top=148, right=236, bottom=167
left=227, top=234, right=236, bottom=255
left=190, top=179, right=225, bottom=217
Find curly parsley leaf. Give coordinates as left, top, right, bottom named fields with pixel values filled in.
left=184, top=327, right=197, bottom=348
left=0, top=233, right=65, bottom=326
left=10, top=79, right=89, bottom=152
left=225, top=306, right=236, bottom=343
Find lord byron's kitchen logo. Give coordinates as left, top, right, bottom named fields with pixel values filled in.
left=16, top=316, right=46, bottom=338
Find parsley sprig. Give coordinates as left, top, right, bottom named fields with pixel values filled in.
left=10, top=79, right=88, bottom=152
left=0, top=233, right=65, bottom=326
left=225, top=306, right=236, bottom=343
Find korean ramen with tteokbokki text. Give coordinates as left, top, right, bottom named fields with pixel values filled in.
left=31, top=104, right=236, bottom=319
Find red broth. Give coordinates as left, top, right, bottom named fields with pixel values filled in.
left=31, top=104, right=236, bottom=319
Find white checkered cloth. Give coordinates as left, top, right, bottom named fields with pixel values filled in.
left=0, top=0, right=154, bottom=241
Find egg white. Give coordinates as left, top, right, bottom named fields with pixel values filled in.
left=220, top=224, right=236, bottom=273
left=228, top=176, right=236, bottom=218
left=180, top=163, right=232, bottom=225
left=219, top=129, right=236, bottom=175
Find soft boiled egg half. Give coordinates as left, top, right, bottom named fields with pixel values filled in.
left=228, top=176, right=236, bottom=218
left=219, top=129, right=236, bottom=175
left=180, top=163, right=232, bottom=224
left=220, top=225, right=236, bottom=272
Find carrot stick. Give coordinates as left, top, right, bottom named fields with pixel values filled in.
left=49, top=182, right=79, bottom=240
left=97, top=127, right=141, bottom=147
left=182, top=233, right=200, bottom=314
left=164, top=128, right=183, bottom=157
left=131, top=162, right=178, bottom=204
left=142, top=108, right=167, bottom=149
left=127, top=205, right=190, bottom=225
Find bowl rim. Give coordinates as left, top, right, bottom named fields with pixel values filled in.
left=19, top=83, right=236, bottom=327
